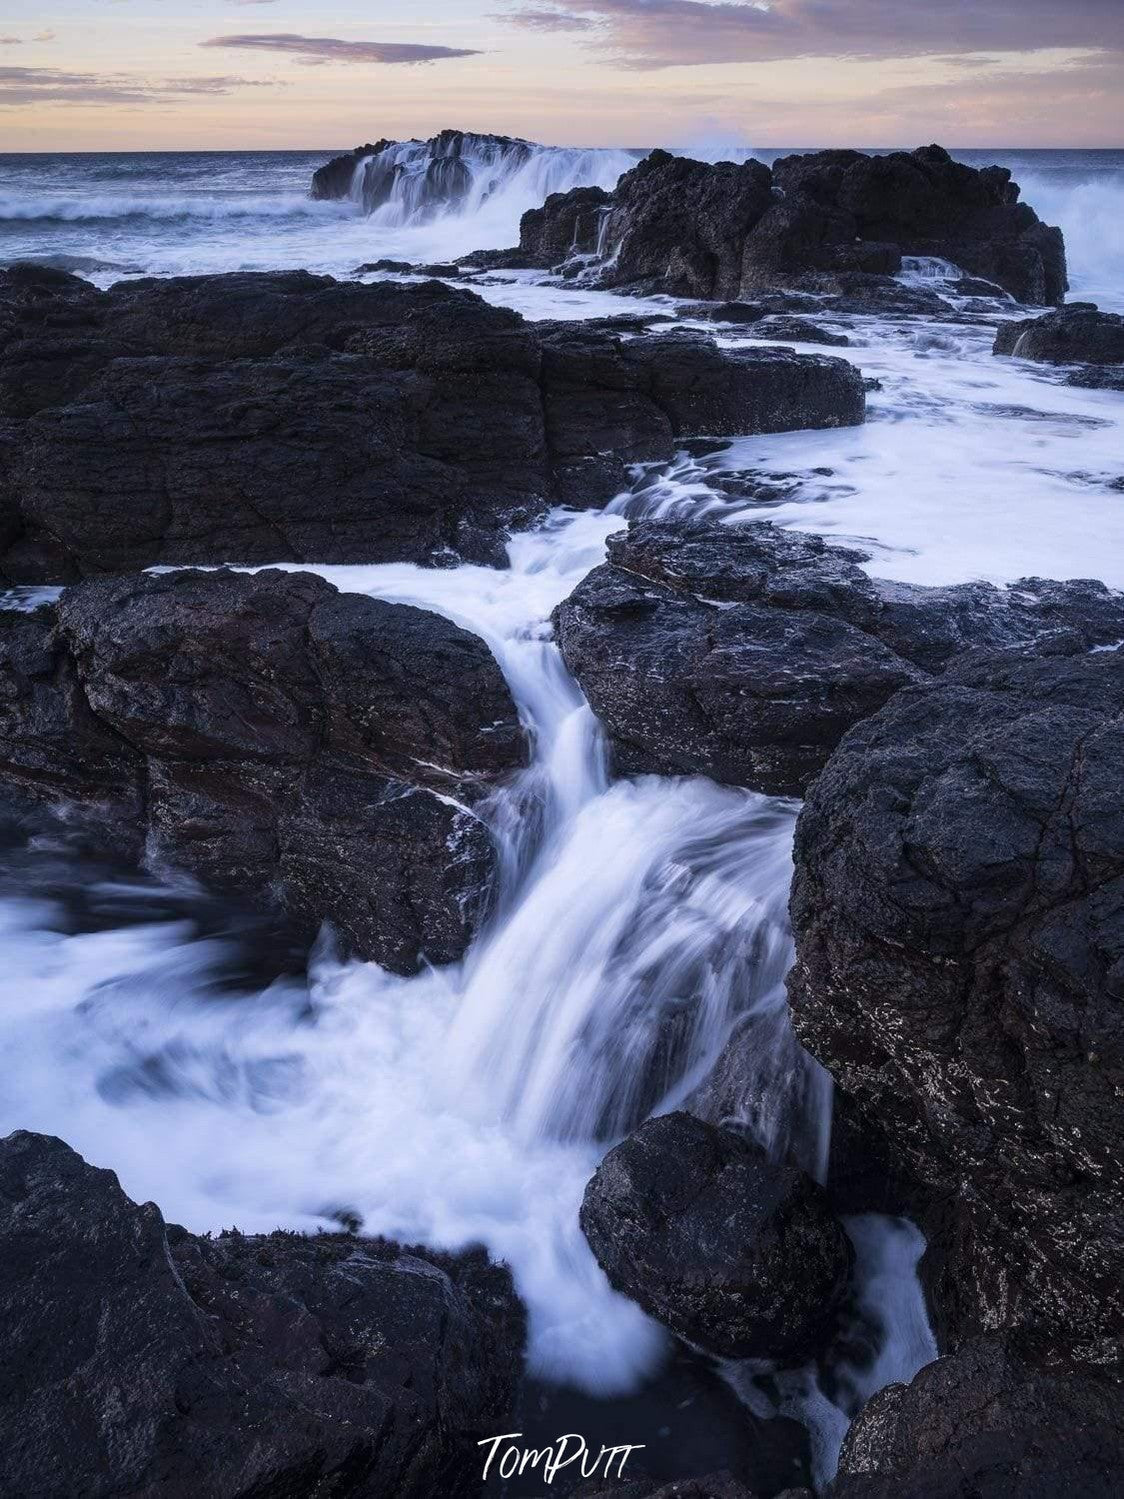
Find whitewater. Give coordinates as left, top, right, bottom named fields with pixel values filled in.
left=1, top=139, right=1122, bottom=1489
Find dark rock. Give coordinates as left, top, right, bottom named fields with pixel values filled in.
left=1066, top=365, right=1124, bottom=391
left=832, top=1336, right=1124, bottom=1499
left=1, top=569, right=525, bottom=970
left=0, top=269, right=867, bottom=582
left=579, top=1112, right=853, bottom=1362
left=578, top=1476, right=762, bottom=1499
left=554, top=518, right=1124, bottom=796
left=994, top=302, right=1124, bottom=364
left=0, top=1129, right=524, bottom=1499
left=678, top=300, right=766, bottom=325
left=520, top=185, right=613, bottom=267
left=788, top=648, right=1124, bottom=1351
left=310, top=141, right=390, bottom=200
left=602, top=151, right=776, bottom=301
left=414, top=262, right=464, bottom=279
left=353, top=257, right=413, bottom=273
left=752, top=317, right=850, bottom=347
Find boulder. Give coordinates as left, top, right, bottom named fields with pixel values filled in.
left=554, top=518, right=1124, bottom=796
left=994, top=302, right=1124, bottom=364
left=310, top=141, right=390, bottom=200
left=579, top=1112, right=853, bottom=1362
left=832, top=1336, right=1124, bottom=1499
left=0, top=1130, right=524, bottom=1499
left=788, top=648, right=1124, bottom=1351
left=0, top=269, right=867, bottom=582
left=1, top=569, right=526, bottom=971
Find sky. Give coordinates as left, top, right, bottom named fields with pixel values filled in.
left=0, top=0, right=1121, bottom=151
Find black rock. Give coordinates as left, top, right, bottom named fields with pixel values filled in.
left=520, top=185, right=613, bottom=267
left=0, top=269, right=867, bottom=582
left=832, top=1336, right=1124, bottom=1499
left=579, top=1112, right=853, bottom=1362
left=0, top=1130, right=524, bottom=1499
left=994, top=302, right=1124, bottom=364
left=310, top=141, right=391, bottom=200
left=753, top=317, right=850, bottom=347
left=554, top=518, right=1124, bottom=796
left=353, top=257, right=414, bottom=273
left=1, top=569, right=525, bottom=971
left=788, top=648, right=1124, bottom=1352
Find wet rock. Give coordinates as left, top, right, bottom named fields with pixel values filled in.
left=578, top=1476, right=764, bottom=1499
left=752, top=317, right=850, bottom=347
left=602, top=151, right=776, bottom=301
left=580, top=1112, right=853, bottom=1362
left=1, top=569, right=525, bottom=970
left=0, top=1129, right=524, bottom=1499
left=310, top=140, right=390, bottom=199
left=0, top=269, right=867, bottom=582
left=554, top=518, right=1124, bottom=796
left=352, top=257, right=414, bottom=273
left=788, top=648, right=1124, bottom=1351
left=520, top=184, right=613, bottom=266
left=679, top=301, right=766, bottom=325
left=994, top=302, right=1124, bottom=364
left=832, top=1336, right=1124, bottom=1499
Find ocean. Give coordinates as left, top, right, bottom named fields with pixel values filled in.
left=1, top=145, right=1122, bottom=309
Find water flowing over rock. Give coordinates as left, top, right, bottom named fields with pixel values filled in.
left=554, top=518, right=1124, bottom=796
left=788, top=648, right=1124, bottom=1354
left=0, top=569, right=525, bottom=971
left=498, top=144, right=1064, bottom=305
left=832, top=1335, right=1124, bottom=1498
left=312, top=131, right=535, bottom=215
left=0, top=1130, right=524, bottom=1499
left=0, top=268, right=864, bottom=583
left=994, top=302, right=1124, bottom=363
left=580, top=1112, right=853, bottom=1362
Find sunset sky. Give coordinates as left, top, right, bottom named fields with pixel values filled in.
left=0, top=0, right=1121, bottom=151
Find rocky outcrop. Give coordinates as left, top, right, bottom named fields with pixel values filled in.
left=580, top=1112, right=853, bottom=1362
left=0, top=1130, right=524, bottom=1499
left=600, top=152, right=775, bottom=301
left=311, top=130, right=533, bottom=216
left=519, top=184, right=612, bottom=266
left=1, top=569, right=525, bottom=971
left=495, top=144, right=1064, bottom=305
left=310, top=140, right=391, bottom=200
left=0, top=268, right=865, bottom=583
left=788, top=648, right=1124, bottom=1353
left=832, top=1336, right=1124, bottom=1498
left=554, top=518, right=1124, bottom=796
left=994, top=302, right=1124, bottom=363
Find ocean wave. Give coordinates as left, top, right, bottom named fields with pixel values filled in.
left=0, top=191, right=356, bottom=224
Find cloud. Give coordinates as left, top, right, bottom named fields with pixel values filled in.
left=34, top=29, right=56, bottom=41
left=0, top=38, right=23, bottom=46
left=494, top=0, right=1124, bottom=69
left=0, top=65, right=280, bottom=106
left=502, top=7, right=597, bottom=28
left=199, top=33, right=482, bottom=65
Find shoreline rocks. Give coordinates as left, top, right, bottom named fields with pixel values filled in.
left=554, top=518, right=1124, bottom=797
left=0, top=266, right=864, bottom=584
left=1, top=568, right=526, bottom=971
left=994, top=302, right=1124, bottom=364
left=580, top=1112, right=853, bottom=1363
left=788, top=647, right=1124, bottom=1354
left=0, top=1129, right=524, bottom=1499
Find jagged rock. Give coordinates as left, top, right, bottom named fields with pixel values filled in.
left=788, top=648, right=1124, bottom=1352
left=1, top=569, right=525, bottom=971
left=554, top=518, right=1124, bottom=796
left=580, top=1112, right=853, bottom=1362
left=601, top=151, right=775, bottom=301
left=832, top=1336, right=1124, bottom=1498
left=519, top=184, right=612, bottom=266
left=310, top=140, right=391, bottom=200
left=753, top=317, right=850, bottom=347
left=0, top=269, right=866, bottom=582
left=994, top=302, right=1124, bottom=364
left=0, top=1130, right=524, bottom=1499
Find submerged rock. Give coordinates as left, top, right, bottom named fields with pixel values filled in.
left=554, top=518, right=1124, bottom=796
left=0, top=1130, right=524, bottom=1499
left=832, top=1335, right=1124, bottom=1498
left=0, top=268, right=865, bottom=583
left=994, top=302, right=1124, bottom=364
left=1, top=569, right=525, bottom=971
left=788, top=648, right=1124, bottom=1351
left=580, top=1112, right=853, bottom=1362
